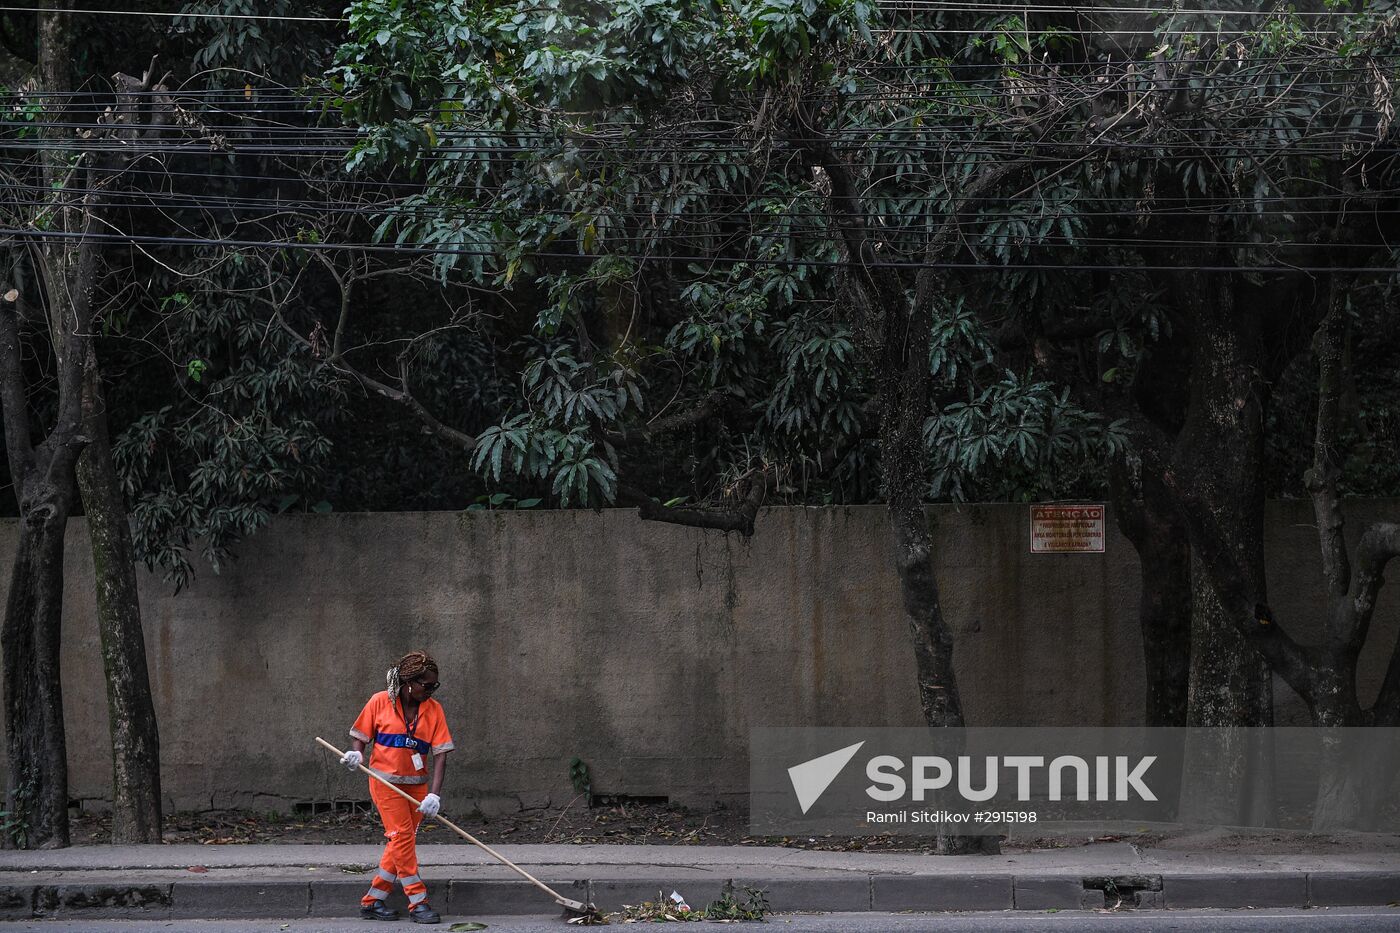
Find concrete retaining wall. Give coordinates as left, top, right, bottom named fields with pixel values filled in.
left=1, top=501, right=1396, bottom=814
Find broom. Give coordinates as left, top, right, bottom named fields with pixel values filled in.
left=315, top=737, right=606, bottom=923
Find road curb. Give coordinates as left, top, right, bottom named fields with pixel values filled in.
left=2, top=871, right=1396, bottom=920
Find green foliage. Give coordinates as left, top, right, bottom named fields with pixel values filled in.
left=3, top=0, right=1396, bottom=561
left=176, top=1, right=336, bottom=85
left=471, top=415, right=617, bottom=509
left=569, top=756, right=593, bottom=806
left=112, top=261, right=344, bottom=592
left=2, top=0, right=1396, bottom=587
left=1, top=95, right=42, bottom=139
left=927, top=375, right=1126, bottom=502
left=330, top=0, right=1216, bottom=511
left=0, top=779, right=34, bottom=849
left=465, top=492, right=542, bottom=511
left=704, top=884, right=770, bottom=921
left=746, top=0, right=873, bottom=77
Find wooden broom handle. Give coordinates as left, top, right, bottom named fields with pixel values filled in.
left=313, top=736, right=570, bottom=904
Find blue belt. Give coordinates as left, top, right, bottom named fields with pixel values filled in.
left=375, top=732, right=430, bottom=755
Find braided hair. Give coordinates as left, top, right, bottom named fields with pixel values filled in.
left=386, top=650, right=438, bottom=704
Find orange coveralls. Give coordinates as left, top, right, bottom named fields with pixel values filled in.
left=350, top=691, right=455, bottom=909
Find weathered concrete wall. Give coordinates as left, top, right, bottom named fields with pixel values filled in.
left=0, top=501, right=1395, bottom=814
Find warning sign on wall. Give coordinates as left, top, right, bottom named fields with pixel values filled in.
left=1029, top=504, right=1106, bottom=554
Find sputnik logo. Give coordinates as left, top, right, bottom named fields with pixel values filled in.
left=787, top=741, right=865, bottom=814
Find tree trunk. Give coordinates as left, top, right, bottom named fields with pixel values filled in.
left=1108, top=463, right=1191, bottom=728
left=0, top=4, right=93, bottom=849
left=1180, top=560, right=1277, bottom=825
left=1, top=293, right=87, bottom=850
left=1, top=494, right=73, bottom=849
left=1106, top=461, right=1190, bottom=818
left=802, top=126, right=1017, bottom=856
left=1311, top=732, right=1399, bottom=832
left=75, top=350, right=162, bottom=842
left=876, top=277, right=998, bottom=855
left=884, top=494, right=998, bottom=855
left=1171, top=268, right=1276, bottom=826
left=1187, top=561, right=1274, bottom=728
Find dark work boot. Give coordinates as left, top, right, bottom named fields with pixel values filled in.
left=360, top=900, right=400, bottom=921
left=408, top=902, right=441, bottom=924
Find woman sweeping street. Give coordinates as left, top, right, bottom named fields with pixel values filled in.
left=341, top=650, right=455, bottom=924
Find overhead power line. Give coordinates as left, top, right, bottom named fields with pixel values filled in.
left=0, top=4, right=340, bottom=22
left=6, top=155, right=1396, bottom=206
left=879, top=1, right=1393, bottom=16
left=3, top=225, right=1398, bottom=275
left=0, top=3, right=1388, bottom=31
left=3, top=2, right=1387, bottom=22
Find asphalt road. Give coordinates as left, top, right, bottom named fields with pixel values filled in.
left=3, top=909, right=1399, bottom=932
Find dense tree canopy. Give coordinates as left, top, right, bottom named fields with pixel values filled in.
left=3, top=2, right=1398, bottom=562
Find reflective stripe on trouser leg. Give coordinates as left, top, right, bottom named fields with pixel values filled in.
left=362, top=869, right=395, bottom=905
left=362, top=866, right=396, bottom=905
left=399, top=867, right=428, bottom=904
left=367, top=778, right=430, bottom=906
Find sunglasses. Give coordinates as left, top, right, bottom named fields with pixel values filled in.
left=409, top=679, right=440, bottom=692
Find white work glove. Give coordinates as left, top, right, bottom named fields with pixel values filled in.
left=340, top=750, right=363, bottom=771
left=418, top=793, right=441, bottom=818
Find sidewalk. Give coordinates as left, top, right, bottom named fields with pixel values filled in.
left=1, top=828, right=1398, bottom=921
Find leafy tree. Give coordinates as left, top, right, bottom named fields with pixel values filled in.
left=976, top=5, right=1400, bottom=824
left=330, top=0, right=1133, bottom=853
left=0, top=0, right=344, bottom=845
left=329, top=0, right=1400, bottom=833
left=0, top=4, right=175, bottom=848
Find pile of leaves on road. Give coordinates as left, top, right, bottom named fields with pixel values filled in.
left=614, top=886, right=769, bottom=923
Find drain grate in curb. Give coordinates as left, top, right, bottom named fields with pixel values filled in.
left=1082, top=875, right=1163, bottom=909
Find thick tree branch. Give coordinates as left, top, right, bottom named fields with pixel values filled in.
left=793, top=99, right=878, bottom=286
left=619, top=409, right=874, bottom=536
left=606, top=392, right=724, bottom=446
left=643, top=394, right=723, bottom=438
left=270, top=301, right=478, bottom=452
left=313, top=250, right=356, bottom=362
left=0, top=286, right=35, bottom=492
left=620, top=471, right=768, bottom=537
left=1353, top=522, right=1400, bottom=656
left=911, top=158, right=1030, bottom=313
left=35, top=194, right=99, bottom=487
left=1107, top=455, right=1149, bottom=545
